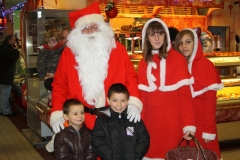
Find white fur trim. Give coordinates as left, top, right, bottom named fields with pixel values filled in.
left=138, top=57, right=194, bottom=92
left=75, top=14, right=104, bottom=28
left=159, top=77, right=194, bottom=91
left=142, top=18, right=171, bottom=51
left=138, top=61, right=158, bottom=92
left=190, top=83, right=224, bottom=98
left=95, top=91, right=106, bottom=108
left=128, top=96, right=143, bottom=112
left=183, top=126, right=196, bottom=133
left=185, top=28, right=198, bottom=74
left=143, top=157, right=164, bottom=160
left=202, top=132, right=216, bottom=140
left=160, top=58, right=166, bottom=88
left=50, top=111, right=63, bottom=127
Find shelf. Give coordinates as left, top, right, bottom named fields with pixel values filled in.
left=204, top=52, right=240, bottom=57
left=214, top=62, right=240, bottom=66
left=217, top=98, right=240, bottom=107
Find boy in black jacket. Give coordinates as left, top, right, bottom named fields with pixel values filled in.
left=92, top=83, right=150, bottom=160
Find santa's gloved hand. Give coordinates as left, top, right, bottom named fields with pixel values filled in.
left=52, top=117, right=65, bottom=133
left=127, top=104, right=141, bottom=123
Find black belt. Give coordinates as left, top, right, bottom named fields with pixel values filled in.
left=84, top=106, right=109, bottom=115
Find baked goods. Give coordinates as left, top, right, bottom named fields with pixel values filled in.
left=217, top=93, right=240, bottom=100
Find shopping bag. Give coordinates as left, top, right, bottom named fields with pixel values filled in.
left=166, top=134, right=219, bottom=160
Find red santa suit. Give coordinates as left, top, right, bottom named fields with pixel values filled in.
left=50, top=2, right=142, bottom=130
left=50, top=41, right=142, bottom=129
left=186, top=29, right=223, bottom=158
left=138, top=18, right=196, bottom=159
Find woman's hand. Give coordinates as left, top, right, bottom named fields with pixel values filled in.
left=183, top=131, right=195, bottom=140
left=44, top=73, right=54, bottom=79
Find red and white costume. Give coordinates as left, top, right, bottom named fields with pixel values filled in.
left=138, top=18, right=196, bottom=159
left=186, top=29, right=223, bottom=158
left=50, top=41, right=142, bottom=129
left=50, top=2, right=142, bottom=130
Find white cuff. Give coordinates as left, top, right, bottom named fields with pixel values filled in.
left=202, top=132, right=216, bottom=140
left=128, top=96, right=143, bottom=112
left=183, top=126, right=196, bottom=134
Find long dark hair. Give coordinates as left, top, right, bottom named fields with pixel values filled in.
left=142, top=21, right=168, bottom=62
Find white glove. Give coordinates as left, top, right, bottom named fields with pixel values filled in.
left=52, top=117, right=65, bottom=133
left=127, top=104, right=141, bottom=123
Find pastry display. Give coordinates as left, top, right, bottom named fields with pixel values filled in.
left=217, top=93, right=240, bottom=100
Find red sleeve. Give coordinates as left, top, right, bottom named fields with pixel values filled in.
left=107, top=42, right=142, bottom=109
left=203, top=90, right=217, bottom=134
left=137, top=59, right=148, bottom=120
left=51, top=48, right=69, bottom=113
left=179, top=85, right=196, bottom=128
left=118, top=42, right=140, bottom=99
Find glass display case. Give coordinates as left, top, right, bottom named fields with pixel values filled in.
left=25, top=8, right=72, bottom=137
left=203, top=53, right=240, bottom=125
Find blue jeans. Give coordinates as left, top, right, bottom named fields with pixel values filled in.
left=0, top=84, right=12, bottom=114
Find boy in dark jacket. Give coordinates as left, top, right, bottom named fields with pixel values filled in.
left=92, top=83, right=150, bottom=160
left=54, top=99, right=97, bottom=160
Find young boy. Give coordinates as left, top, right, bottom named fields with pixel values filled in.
left=54, top=99, right=97, bottom=160
left=91, top=83, right=150, bottom=160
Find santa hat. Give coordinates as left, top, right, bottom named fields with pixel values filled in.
left=68, top=2, right=104, bottom=29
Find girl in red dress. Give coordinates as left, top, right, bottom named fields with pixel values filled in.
left=174, top=28, right=223, bottom=159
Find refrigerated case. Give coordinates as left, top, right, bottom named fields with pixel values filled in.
left=25, top=8, right=72, bottom=138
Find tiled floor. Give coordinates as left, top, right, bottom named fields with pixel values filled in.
left=0, top=104, right=240, bottom=160
left=0, top=116, right=43, bottom=160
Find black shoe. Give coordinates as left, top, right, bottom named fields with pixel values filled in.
left=0, top=113, right=2, bottom=115
left=3, top=112, right=16, bottom=116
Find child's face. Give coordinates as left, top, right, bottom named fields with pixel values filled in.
left=63, top=104, right=85, bottom=130
left=178, top=33, right=194, bottom=58
left=48, top=37, right=58, bottom=48
left=107, top=93, right=128, bottom=113
left=148, top=30, right=165, bottom=49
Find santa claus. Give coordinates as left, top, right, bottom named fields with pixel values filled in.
left=49, top=2, right=142, bottom=133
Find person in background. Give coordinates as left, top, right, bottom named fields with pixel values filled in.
left=168, top=27, right=179, bottom=47
left=138, top=18, right=196, bottom=159
left=37, top=29, right=64, bottom=91
left=174, top=28, right=223, bottom=158
left=15, top=32, right=21, bottom=49
left=0, top=35, right=20, bottom=116
left=54, top=99, right=97, bottom=160
left=61, top=26, right=72, bottom=47
left=50, top=2, right=142, bottom=135
left=91, top=83, right=150, bottom=160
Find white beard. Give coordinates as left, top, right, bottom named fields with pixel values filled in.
left=67, top=23, right=116, bottom=106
